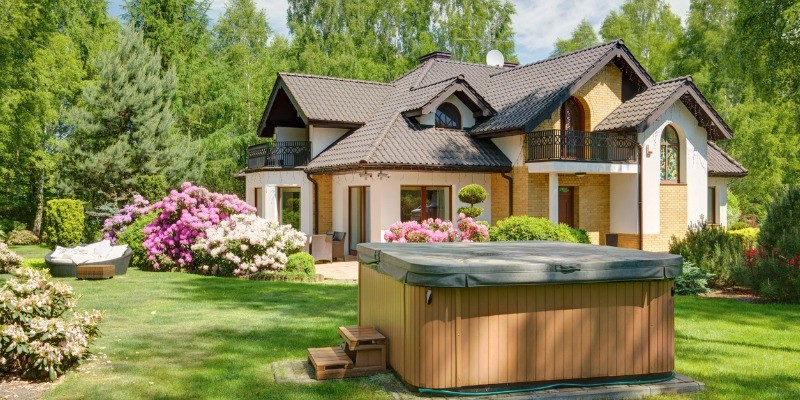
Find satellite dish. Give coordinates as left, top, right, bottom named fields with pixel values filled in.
left=486, top=49, right=505, bottom=67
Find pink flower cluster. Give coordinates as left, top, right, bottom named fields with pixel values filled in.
left=102, top=195, right=150, bottom=243
left=384, top=214, right=489, bottom=243
left=141, top=182, right=255, bottom=269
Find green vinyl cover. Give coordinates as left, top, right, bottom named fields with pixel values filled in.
left=357, top=241, right=682, bottom=287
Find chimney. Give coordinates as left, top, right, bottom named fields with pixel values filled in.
left=503, top=62, right=519, bottom=68
left=419, top=51, right=452, bottom=64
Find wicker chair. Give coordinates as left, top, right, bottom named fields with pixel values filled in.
left=311, top=234, right=333, bottom=263
left=332, top=231, right=347, bottom=261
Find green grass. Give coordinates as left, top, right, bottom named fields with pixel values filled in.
left=8, top=243, right=50, bottom=259
left=0, top=268, right=796, bottom=399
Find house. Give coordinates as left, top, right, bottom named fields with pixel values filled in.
left=239, top=40, right=747, bottom=253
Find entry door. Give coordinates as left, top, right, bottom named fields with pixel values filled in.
left=558, top=187, right=575, bottom=227
left=349, top=187, right=371, bottom=254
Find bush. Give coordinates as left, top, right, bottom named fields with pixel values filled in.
left=0, top=243, right=23, bottom=273
left=759, top=186, right=800, bottom=260
left=284, top=252, right=316, bottom=279
left=191, top=214, right=306, bottom=276
left=6, top=230, right=39, bottom=246
left=488, top=216, right=591, bottom=244
left=384, top=219, right=458, bottom=243
left=674, top=262, right=712, bottom=295
left=116, top=212, right=157, bottom=270
left=668, top=220, right=743, bottom=288
left=102, top=195, right=151, bottom=243
left=133, top=174, right=168, bottom=202
left=458, top=184, right=487, bottom=218
left=0, top=268, right=103, bottom=380
left=84, top=203, right=117, bottom=243
left=729, top=220, right=749, bottom=230
left=729, top=228, right=759, bottom=249
left=43, top=199, right=85, bottom=248
left=0, top=219, right=26, bottom=233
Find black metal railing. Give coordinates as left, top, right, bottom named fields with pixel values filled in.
left=247, top=141, right=311, bottom=169
left=525, top=130, right=637, bottom=163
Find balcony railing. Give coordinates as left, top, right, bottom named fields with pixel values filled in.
left=526, top=130, right=637, bottom=163
left=247, top=141, right=311, bottom=169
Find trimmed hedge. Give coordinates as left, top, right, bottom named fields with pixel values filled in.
left=489, top=216, right=590, bottom=243
left=285, top=252, right=316, bottom=279
left=43, top=199, right=85, bottom=248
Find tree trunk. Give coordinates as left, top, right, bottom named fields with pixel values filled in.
left=32, top=170, right=44, bottom=237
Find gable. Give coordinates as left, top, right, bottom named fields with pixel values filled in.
left=416, top=94, right=478, bottom=128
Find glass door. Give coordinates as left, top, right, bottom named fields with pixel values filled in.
left=349, top=187, right=370, bottom=254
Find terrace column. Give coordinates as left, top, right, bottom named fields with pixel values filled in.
left=549, top=172, right=558, bottom=224
left=263, top=185, right=279, bottom=223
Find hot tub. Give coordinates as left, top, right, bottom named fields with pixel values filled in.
left=357, top=241, right=682, bottom=391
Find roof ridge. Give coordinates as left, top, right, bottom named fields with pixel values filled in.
left=655, top=75, right=692, bottom=85
left=279, top=72, right=392, bottom=87
left=362, top=113, right=402, bottom=163
left=490, top=39, right=622, bottom=78
left=411, top=75, right=461, bottom=91
left=430, top=58, right=510, bottom=70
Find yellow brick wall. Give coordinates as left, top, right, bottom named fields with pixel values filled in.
left=527, top=173, right=549, bottom=218
left=535, top=64, right=623, bottom=131
left=491, top=173, right=509, bottom=224
left=647, top=184, right=688, bottom=252
left=558, top=174, right=610, bottom=245
left=511, top=166, right=529, bottom=217
left=315, top=174, right=333, bottom=234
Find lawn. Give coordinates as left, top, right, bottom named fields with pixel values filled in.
left=8, top=243, right=50, bottom=259
left=1, top=266, right=797, bottom=399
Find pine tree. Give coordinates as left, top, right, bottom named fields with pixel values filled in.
left=61, top=25, right=202, bottom=207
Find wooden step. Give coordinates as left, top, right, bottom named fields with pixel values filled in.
left=338, top=326, right=387, bottom=350
left=307, top=347, right=352, bottom=380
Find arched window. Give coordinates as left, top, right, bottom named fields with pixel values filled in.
left=660, top=125, right=680, bottom=182
left=435, top=102, right=461, bottom=129
left=560, top=96, right=585, bottom=131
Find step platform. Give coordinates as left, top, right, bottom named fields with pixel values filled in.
left=307, top=326, right=387, bottom=380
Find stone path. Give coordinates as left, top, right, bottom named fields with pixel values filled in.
left=270, top=360, right=704, bottom=399
left=314, top=257, right=358, bottom=281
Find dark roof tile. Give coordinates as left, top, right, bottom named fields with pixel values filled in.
left=279, top=73, right=391, bottom=124
left=708, top=141, right=748, bottom=177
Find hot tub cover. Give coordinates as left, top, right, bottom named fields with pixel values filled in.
left=357, top=241, right=682, bottom=287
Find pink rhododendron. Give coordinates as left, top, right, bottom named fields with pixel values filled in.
left=102, top=195, right=151, bottom=243
left=384, top=215, right=487, bottom=243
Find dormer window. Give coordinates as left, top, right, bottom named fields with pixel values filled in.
left=435, top=102, right=462, bottom=129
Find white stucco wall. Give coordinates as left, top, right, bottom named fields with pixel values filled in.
left=275, top=127, right=307, bottom=142
left=609, top=174, right=639, bottom=234
left=417, top=94, right=477, bottom=128
left=708, top=177, right=729, bottom=226
left=245, top=170, right=313, bottom=235
left=332, top=171, right=492, bottom=245
left=309, top=125, right=349, bottom=158
left=639, top=101, right=709, bottom=234
left=492, top=135, right=525, bottom=166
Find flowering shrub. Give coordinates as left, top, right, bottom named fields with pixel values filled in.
left=142, top=182, right=255, bottom=270
left=102, top=194, right=151, bottom=243
left=383, top=214, right=488, bottom=243
left=0, top=243, right=24, bottom=272
left=0, top=268, right=103, bottom=380
left=7, top=230, right=38, bottom=246
left=192, top=214, right=306, bottom=277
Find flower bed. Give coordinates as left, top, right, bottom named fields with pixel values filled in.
left=383, top=214, right=488, bottom=243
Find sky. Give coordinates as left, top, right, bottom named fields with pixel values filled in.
left=107, top=0, right=692, bottom=63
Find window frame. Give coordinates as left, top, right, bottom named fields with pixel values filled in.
left=660, top=125, right=680, bottom=183
left=277, top=186, right=301, bottom=229
left=400, top=185, right=452, bottom=222
left=434, top=102, right=462, bottom=129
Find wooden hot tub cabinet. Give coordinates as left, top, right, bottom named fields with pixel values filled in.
left=357, top=241, right=682, bottom=391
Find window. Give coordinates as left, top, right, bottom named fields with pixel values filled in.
left=400, top=186, right=451, bottom=222
left=278, top=187, right=301, bottom=229
left=560, top=96, right=585, bottom=131
left=660, top=125, right=680, bottom=182
left=707, top=187, right=717, bottom=224
left=254, top=187, right=263, bottom=217
left=435, top=102, right=461, bottom=129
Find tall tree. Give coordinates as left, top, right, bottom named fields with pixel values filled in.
left=552, top=19, right=601, bottom=56
left=599, top=0, right=683, bottom=81
left=60, top=26, right=201, bottom=207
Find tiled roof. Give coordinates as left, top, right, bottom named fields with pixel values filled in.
left=595, top=77, right=688, bottom=132
left=279, top=73, right=391, bottom=124
left=708, top=141, right=748, bottom=177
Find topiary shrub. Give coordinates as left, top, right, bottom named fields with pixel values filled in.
left=6, top=230, right=39, bottom=246
left=674, top=262, right=712, bottom=295
left=43, top=199, right=85, bottom=248
left=284, top=252, right=316, bottom=279
left=669, top=220, right=743, bottom=288
left=457, top=184, right=487, bottom=218
left=116, top=212, right=157, bottom=270
left=489, top=216, right=591, bottom=243
left=0, top=268, right=103, bottom=380
left=0, top=243, right=23, bottom=273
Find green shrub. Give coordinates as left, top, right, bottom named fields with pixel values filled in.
left=84, top=203, right=117, bottom=243
left=285, top=252, right=315, bottom=278
left=759, top=186, right=800, bottom=260
left=133, top=174, right=168, bottom=202
left=458, top=184, right=487, bottom=218
left=669, top=220, right=742, bottom=288
left=729, top=220, right=749, bottom=230
left=674, top=262, right=712, bottom=295
left=116, top=212, right=157, bottom=269
left=0, top=219, right=26, bottom=233
left=6, top=230, right=38, bottom=245
left=729, top=228, right=759, bottom=249
left=489, top=216, right=591, bottom=244
left=43, top=199, right=85, bottom=248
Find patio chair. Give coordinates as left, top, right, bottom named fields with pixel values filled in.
left=332, top=231, right=347, bottom=261
left=311, top=234, right=333, bottom=263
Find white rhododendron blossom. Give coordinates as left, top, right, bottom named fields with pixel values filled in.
left=192, top=214, right=306, bottom=277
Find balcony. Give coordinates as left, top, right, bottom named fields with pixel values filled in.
left=525, top=130, right=638, bottom=163
left=247, top=141, right=311, bottom=169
